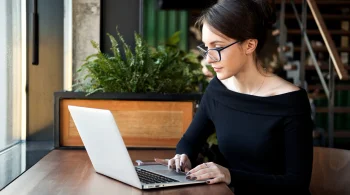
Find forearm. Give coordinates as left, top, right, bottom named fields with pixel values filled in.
left=175, top=93, right=215, bottom=164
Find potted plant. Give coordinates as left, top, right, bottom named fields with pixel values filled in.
left=54, top=28, right=209, bottom=149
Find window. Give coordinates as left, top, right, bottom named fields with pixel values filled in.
left=0, top=0, right=26, bottom=190
left=0, top=0, right=24, bottom=151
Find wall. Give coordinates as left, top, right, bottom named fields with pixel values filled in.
left=100, top=0, right=141, bottom=55
left=70, top=0, right=190, bottom=81
left=0, top=0, right=8, bottom=150
left=0, top=0, right=22, bottom=150
left=143, top=0, right=188, bottom=51
left=72, top=0, right=100, bottom=73
left=26, top=0, right=63, bottom=141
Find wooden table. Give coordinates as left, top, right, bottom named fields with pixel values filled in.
left=1, top=149, right=234, bottom=195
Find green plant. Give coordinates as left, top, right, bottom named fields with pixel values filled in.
left=73, top=28, right=208, bottom=95
left=73, top=27, right=218, bottom=165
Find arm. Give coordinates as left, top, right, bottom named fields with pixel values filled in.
left=176, top=92, right=215, bottom=164
left=228, top=114, right=313, bottom=190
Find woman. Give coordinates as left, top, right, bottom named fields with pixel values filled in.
left=167, top=0, right=313, bottom=194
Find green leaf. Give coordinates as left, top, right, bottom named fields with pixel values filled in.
left=206, top=132, right=218, bottom=148
left=166, top=31, right=181, bottom=46
left=73, top=26, right=210, bottom=94
left=107, top=32, right=121, bottom=60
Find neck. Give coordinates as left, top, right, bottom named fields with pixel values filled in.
left=231, top=58, right=266, bottom=95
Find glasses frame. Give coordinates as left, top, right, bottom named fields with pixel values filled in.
left=197, top=40, right=240, bottom=62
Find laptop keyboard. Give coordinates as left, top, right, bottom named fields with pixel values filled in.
left=135, top=167, right=179, bottom=184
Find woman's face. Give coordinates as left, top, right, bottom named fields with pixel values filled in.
left=201, top=22, right=247, bottom=80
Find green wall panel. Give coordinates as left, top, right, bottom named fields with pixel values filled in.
left=143, top=0, right=188, bottom=51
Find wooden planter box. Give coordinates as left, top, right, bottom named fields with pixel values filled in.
left=54, top=92, right=202, bottom=149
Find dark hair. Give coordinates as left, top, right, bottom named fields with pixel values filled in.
left=196, top=0, right=276, bottom=54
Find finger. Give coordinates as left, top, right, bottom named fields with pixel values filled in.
left=175, top=156, right=181, bottom=173
left=189, top=163, right=208, bottom=174
left=206, top=177, right=223, bottom=184
left=189, top=166, right=215, bottom=179
left=179, top=154, right=187, bottom=171
left=193, top=171, right=216, bottom=181
left=168, top=154, right=179, bottom=169
left=167, top=158, right=175, bottom=169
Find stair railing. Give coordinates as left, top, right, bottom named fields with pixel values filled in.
left=280, top=0, right=349, bottom=147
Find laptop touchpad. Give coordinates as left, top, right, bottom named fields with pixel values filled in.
left=140, top=165, right=186, bottom=176
left=155, top=169, right=186, bottom=176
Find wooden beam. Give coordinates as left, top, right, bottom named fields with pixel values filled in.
left=305, top=65, right=350, bottom=70
left=288, top=29, right=350, bottom=36
left=324, top=130, right=350, bottom=138
left=285, top=14, right=350, bottom=20
left=309, top=85, right=350, bottom=91
left=295, top=46, right=350, bottom=52
left=274, top=0, right=350, bottom=5
left=316, top=107, right=350, bottom=113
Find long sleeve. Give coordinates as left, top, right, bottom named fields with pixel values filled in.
left=228, top=113, right=313, bottom=194
left=176, top=76, right=313, bottom=194
left=176, top=92, right=215, bottom=163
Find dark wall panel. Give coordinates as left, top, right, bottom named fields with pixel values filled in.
left=101, top=0, right=141, bottom=55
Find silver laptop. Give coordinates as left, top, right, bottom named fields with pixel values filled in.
left=68, top=105, right=206, bottom=189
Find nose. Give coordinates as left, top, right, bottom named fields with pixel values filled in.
left=205, top=55, right=216, bottom=64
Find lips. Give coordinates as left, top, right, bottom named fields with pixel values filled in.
left=212, top=67, right=223, bottom=72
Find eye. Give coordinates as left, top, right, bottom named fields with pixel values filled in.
left=206, top=46, right=218, bottom=50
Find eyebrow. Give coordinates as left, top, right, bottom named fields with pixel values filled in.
left=202, top=40, right=225, bottom=46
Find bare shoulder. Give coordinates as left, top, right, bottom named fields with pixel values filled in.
left=265, top=75, right=300, bottom=96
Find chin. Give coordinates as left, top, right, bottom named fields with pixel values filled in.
left=216, top=72, right=233, bottom=80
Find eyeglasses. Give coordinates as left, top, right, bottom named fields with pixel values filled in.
left=197, top=40, right=240, bottom=62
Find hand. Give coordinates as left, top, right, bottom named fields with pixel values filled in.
left=167, top=154, right=192, bottom=173
left=186, top=162, right=231, bottom=185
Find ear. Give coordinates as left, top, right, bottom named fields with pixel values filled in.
left=245, top=39, right=258, bottom=55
